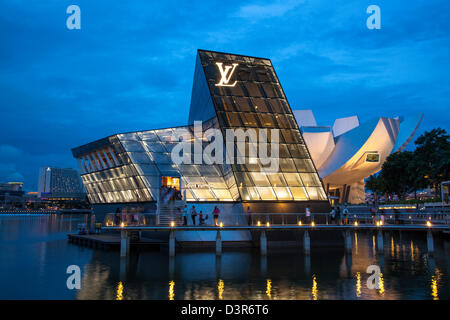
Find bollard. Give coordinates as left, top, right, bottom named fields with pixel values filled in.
left=304, top=230, right=310, bottom=255
left=216, top=230, right=222, bottom=256
left=345, top=231, right=352, bottom=253
left=427, top=230, right=434, bottom=255
left=120, top=230, right=129, bottom=258
left=377, top=231, right=384, bottom=254
left=169, top=229, right=175, bottom=257
left=260, top=230, right=267, bottom=255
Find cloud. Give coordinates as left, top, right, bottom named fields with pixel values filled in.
left=233, top=0, right=304, bottom=19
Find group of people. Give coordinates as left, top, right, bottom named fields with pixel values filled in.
left=329, top=205, right=350, bottom=224
left=113, top=208, right=141, bottom=226
left=160, top=186, right=182, bottom=204
left=181, top=205, right=221, bottom=226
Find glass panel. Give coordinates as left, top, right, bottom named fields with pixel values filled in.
left=300, top=173, right=322, bottom=187
left=289, top=187, right=308, bottom=200
left=205, top=177, right=227, bottom=188
left=273, top=187, right=292, bottom=200
left=266, top=173, right=287, bottom=187
left=255, top=187, right=276, bottom=200
left=211, top=189, right=233, bottom=200
left=121, top=141, right=145, bottom=152
left=250, top=172, right=270, bottom=187
left=191, top=188, right=216, bottom=200
left=283, top=173, right=303, bottom=186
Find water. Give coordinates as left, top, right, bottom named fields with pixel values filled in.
left=0, top=214, right=448, bottom=300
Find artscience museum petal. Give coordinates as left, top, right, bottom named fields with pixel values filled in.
left=295, top=111, right=423, bottom=204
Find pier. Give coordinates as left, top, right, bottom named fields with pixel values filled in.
left=98, top=224, right=450, bottom=258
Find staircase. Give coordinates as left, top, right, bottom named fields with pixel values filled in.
left=157, top=200, right=185, bottom=226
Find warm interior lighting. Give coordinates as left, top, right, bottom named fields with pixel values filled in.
left=427, top=221, right=432, bottom=227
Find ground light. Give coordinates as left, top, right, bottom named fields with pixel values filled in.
left=266, top=222, right=270, bottom=227
left=427, top=221, right=432, bottom=227
left=257, top=221, right=261, bottom=226
left=354, top=221, right=358, bottom=226
left=170, top=221, right=175, bottom=227
left=311, top=221, right=315, bottom=227
left=120, top=222, right=125, bottom=228
left=298, top=221, right=302, bottom=226
left=219, top=222, right=223, bottom=228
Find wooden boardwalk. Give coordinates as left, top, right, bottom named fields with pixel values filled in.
left=68, top=233, right=164, bottom=250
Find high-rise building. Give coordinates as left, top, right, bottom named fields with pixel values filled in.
left=38, top=167, right=85, bottom=200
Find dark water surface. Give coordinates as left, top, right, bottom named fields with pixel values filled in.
left=0, top=214, right=449, bottom=300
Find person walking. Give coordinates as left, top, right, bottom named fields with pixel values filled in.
left=190, top=205, right=197, bottom=225
left=305, top=205, right=311, bottom=224
left=213, top=206, right=220, bottom=226
left=182, top=204, right=188, bottom=226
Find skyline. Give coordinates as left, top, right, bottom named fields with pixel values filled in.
left=1, top=0, right=449, bottom=190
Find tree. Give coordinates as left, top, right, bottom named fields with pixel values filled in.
left=365, top=174, right=385, bottom=203
left=380, top=151, right=417, bottom=200
left=413, top=128, right=450, bottom=196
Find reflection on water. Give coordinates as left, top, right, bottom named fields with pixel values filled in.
left=116, top=282, right=124, bottom=300
left=356, top=272, right=361, bottom=298
left=0, top=215, right=449, bottom=300
left=311, top=275, right=318, bottom=300
left=169, top=281, right=175, bottom=300
left=218, top=279, right=224, bottom=300
left=266, top=279, right=272, bottom=299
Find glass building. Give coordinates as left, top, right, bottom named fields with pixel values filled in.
left=72, top=50, right=330, bottom=214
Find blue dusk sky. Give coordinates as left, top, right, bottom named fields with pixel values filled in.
left=0, top=0, right=449, bottom=191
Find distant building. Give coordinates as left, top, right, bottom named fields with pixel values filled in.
left=38, top=167, right=85, bottom=200
left=0, top=182, right=25, bottom=209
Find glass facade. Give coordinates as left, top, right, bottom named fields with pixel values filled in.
left=195, top=50, right=327, bottom=201
left=72, top=49, right=327, bottom=205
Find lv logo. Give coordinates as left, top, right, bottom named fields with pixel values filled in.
left=215, top=62, right=238, bottom=87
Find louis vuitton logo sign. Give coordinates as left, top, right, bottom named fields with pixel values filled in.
left=215, top=62, right=238, bottom=87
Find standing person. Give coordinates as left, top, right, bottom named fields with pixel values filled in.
left=343, top=206, right=349, bottom=225
left=330, top=207, right=336, bottom=224
left=190, top=205, right=197, bottom=225
left=199, top=211, right=204, bottom=225
left=336, top=206, right=341, bottom=225
left=213, top=206, right=220, bottom=226
left=305, top=205, right=311, bottom=224
left=246, top=206, right=252, bottom=225
left=182, top=204, right=188, bottom=226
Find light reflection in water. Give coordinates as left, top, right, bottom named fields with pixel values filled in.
left=312, top=275, right=318, bottom=300
left=431, top=276, right=438, bottom=300
left=378, top=273, right=385, bottom=297
left=354, top=232, right=358, bottom=254
left=169, top=281, right=175, bottom=300
left=372, top=235, right=376, bottom=256
left=391, top=237, right=394, bottom=257
left=356, top=272, right=361, bottom=298
left=266, top=279, right=272, bottom=299
left=218, top=280, right=224, bottom=300
left=116, top=282, right=124, bottom=300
